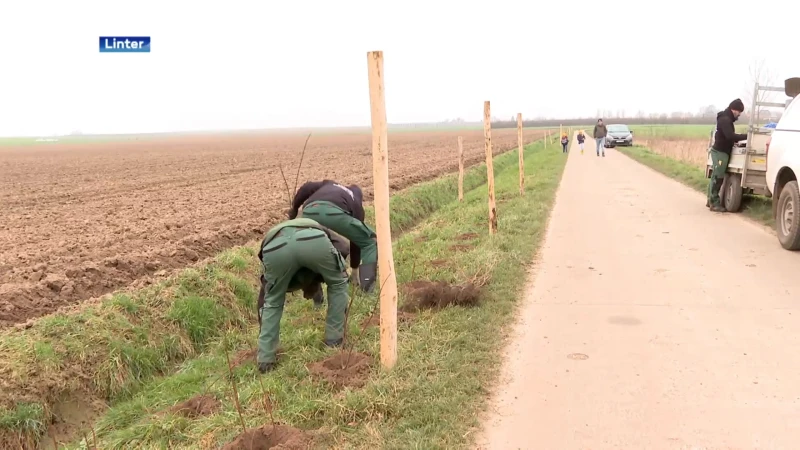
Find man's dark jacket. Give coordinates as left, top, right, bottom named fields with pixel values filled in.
left=712, top=108, right=748, bottom=155
left=289, top=180, right=366, bottom=269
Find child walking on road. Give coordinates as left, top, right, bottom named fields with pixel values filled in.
left=561, top=133, right=569, bottom=153
left=577, top=130, right=586, bottom=154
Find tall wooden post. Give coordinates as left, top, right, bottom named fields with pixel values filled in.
left=484, top=101, right=498, bottom=234
left=366, top=50, right=397, bottom=369
left=517, top=113, right=524, bottom=195
left=457, top=136, right=464, bottom=202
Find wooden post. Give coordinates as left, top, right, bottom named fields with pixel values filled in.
left=483, top=101, right=498, bottom=234
left=366, top=50, right=397, bottom=369
left=560, top=124, right=563, bottom=138
left=517, top=113, right=524, bottom=195
left=457, top=136, right=464, bottom=202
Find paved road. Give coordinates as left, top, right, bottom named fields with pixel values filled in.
left=476, top=136, right=800, bottom=449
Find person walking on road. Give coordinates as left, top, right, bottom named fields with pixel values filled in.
left=289, top=180, right=378, bottom=293
left=255, top=217, right=351, bottom=373
left=561, top=133, right=570, bottom=153
left=707, top=98, right=748, bottom=212
left=593, top=119, right=608, bottom=157
left=577, top=130, right=586, bottom=154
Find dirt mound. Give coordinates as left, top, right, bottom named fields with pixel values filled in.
left=400, top=280, right=481, bottom=312
left=360, top=311, right=416, bottom=328
left=169, top=395, right=220, bottom=418
left=307, top=352, right=372, bottom=390
left=456, top=232, right=479, bottom=240
left=221, top=424, right=313, bottom=450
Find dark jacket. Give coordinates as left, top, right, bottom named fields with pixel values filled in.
left=577, top=133, right=585, bottom=143
left=593, top=124, right=607, bottom=139
left=289, top=180, right=366, bottom=269
left=289, top=180, right=365, bottom=222
left=712, top=108, right=748, bottom=155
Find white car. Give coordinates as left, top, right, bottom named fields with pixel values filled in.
left=765, top=78, right=800, bottom=250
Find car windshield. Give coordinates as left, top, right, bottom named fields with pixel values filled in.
left=608, top=125, right=630, bottom=133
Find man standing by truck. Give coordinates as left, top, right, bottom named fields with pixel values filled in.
left=707, top=99, right=748, bottom=212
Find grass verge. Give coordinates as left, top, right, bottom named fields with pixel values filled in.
left=0, top=137, right=560, bottom=448
left=51, top=138, right=565, bottom=449
left=618, top=145, right=774, bottom=226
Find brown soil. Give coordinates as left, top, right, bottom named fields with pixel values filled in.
left=414, top=235, right=429, bottom=243
left=456, top=232, right=479, bottom=240
left=232, top=348, right=258, bottom=368
left=168, top=394, right=221, bottom=418
left=430, top=259, right=448, bottom=267
left=400, top=280, right=481, bottom=312
left=39, top=396, right=107, bottom=450
left=231, top=347, right=285, bottom=369
left=360, top=310, right=416, bottom=328
left=307, top=351, right=372, bottom=390
left=0, top=129, right=542, bottom=328
left=221, top=424, right=313, bottom=450
left=449, top=244, right=474, bottom=252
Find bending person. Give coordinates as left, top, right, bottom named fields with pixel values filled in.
left=255, top=217, right=350, bottom=373
left=289, top=180, right=378, bottom=293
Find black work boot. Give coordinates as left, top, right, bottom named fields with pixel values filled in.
left=358, top=262, right=377, bottom=293
left=258, top=362, right=277, bottom=374
left=710, top=205, right=727, bottom=213
left=324, top=337, right=343, bottom=348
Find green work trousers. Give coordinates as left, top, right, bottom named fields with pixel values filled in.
left=707, top=148, right=730, bottom=207
left=257, top=226, right=349, bottom=364
left=300, top=201, right=378, bottom=266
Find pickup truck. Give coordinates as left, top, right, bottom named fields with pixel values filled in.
left=765, top=78, right=800, bottom=250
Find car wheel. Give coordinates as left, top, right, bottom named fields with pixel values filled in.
left=776, top=180, right=800, bottom=250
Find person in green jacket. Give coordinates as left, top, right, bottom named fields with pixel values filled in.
left=255, top=217, right=351, bottom=373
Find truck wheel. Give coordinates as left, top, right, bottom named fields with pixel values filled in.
left=776, top=180, right=800, bottom=250
left=722, top=173, right=743, bottom=212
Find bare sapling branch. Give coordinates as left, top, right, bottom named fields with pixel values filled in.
left=224, top=343, right=248, bottom=434
left=292, top=133, right=313, bottom=203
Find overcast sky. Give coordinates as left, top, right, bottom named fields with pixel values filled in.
left=1, top=0, right=798, bottom=136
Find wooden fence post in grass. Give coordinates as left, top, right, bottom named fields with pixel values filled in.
left=366, top=50, right=398, bottom=369
left=517, top=113, right=524, bottom=195
left=483, top=101, right=498, bottom=235
left=458, top=136, right=464, bottom=202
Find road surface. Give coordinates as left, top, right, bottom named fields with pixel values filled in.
left=476, top=136, right=800, bottom=449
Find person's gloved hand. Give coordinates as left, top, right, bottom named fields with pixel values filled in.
left=258, top=362, right=276, bottom=374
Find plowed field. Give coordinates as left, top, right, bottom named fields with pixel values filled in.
left=0, top=128, right=545, bottom=327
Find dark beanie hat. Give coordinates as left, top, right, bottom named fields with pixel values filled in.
left=729, top=98, right=745, bottom=112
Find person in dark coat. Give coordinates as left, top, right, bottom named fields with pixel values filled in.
left=707, top=99, right=747, bottom=212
